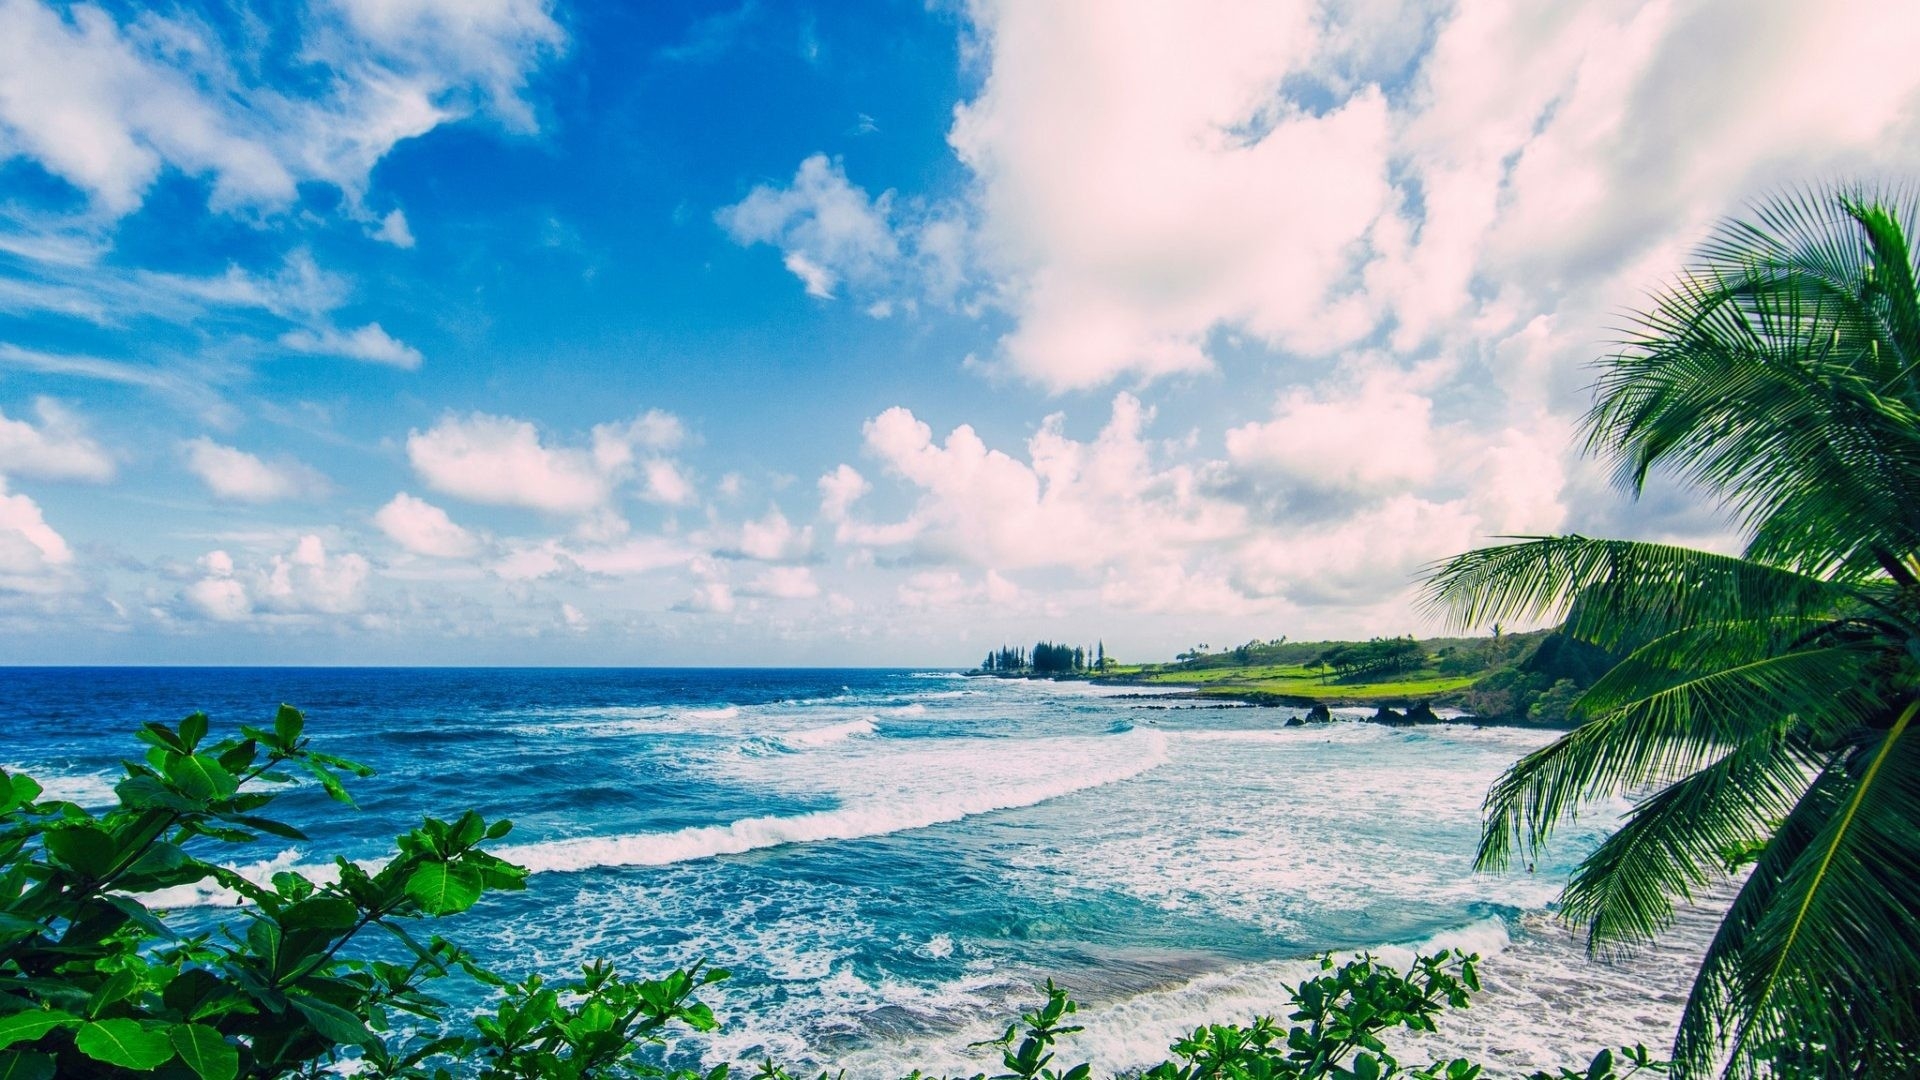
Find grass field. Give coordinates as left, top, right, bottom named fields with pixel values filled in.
left=1097, top=661, right=1478, bottom=703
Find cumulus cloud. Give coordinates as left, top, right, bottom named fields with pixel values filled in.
left=182, top=438, right=325, bottom=502
left=846, top=393, right=1244, bottom=571
left=0, top=0, right=564, bottom=219
left=0, top=477, right=73, bottom=593
left=674, top=580, right=735, bottom=614
left=828, top=387, right=1568, bottom=620
left=718, top=154, right=898, bottom=299
left=374, top=493, right=481, bottom=558
left=0, top=399, right=113, bottom=481
left=736, top=506, right=812, bottom=561
left=406, top=410, right=693, bottom=514
left=948, top=1, right=1391, bottom=391
left=1224, top=367, right=1441, bottom=496
left=817, top=464, right=870, bottom=521
left=181, top=535, right=370, bottom=621
left=279, top=323, right=424, bottom=369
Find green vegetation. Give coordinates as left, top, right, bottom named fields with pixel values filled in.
left=1098, top=630, right=1610, bottom=723
left=982, top=641, right=1112, bottom=675
left=0, top=707, right=1661, bottom=1080
left=1427, top=184, right=1920, bottom=1077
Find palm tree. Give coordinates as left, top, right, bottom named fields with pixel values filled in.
left=1424, top=185, right=1920, bottom=1079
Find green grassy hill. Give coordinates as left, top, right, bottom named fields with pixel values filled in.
left=1087, top=629, right=1611, bottom=724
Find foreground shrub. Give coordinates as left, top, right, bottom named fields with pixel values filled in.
left=0, top=709, right=1661, bottom=1079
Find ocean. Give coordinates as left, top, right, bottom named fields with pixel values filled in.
left=0, top=667, right=1709, bottom=1075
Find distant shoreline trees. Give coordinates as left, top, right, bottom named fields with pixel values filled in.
left=981, top=640, right=1111, bottom=674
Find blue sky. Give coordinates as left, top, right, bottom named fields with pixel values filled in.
left=2, top=0, right=1918, bottom=665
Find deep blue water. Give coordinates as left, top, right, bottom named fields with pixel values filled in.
left=0, top=667, right=1625, bottom=1073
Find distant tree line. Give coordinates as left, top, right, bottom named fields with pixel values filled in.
left=981, top=640, right=1110, bottom=673
left=1316, top=636, right=1425, bottom=681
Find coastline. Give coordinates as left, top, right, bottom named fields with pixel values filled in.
left=967, top=671, right=1580, bottom=731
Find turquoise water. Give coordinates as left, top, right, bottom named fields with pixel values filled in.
left=0, top=668, right=1679, bottom=1074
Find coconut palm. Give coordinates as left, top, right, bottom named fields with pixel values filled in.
left=1424, top=185, right=1920, bottom=1079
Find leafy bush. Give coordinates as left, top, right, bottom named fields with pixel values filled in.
left=0, top=708, right=1665, bottom=1080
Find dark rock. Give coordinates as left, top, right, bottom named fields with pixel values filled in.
left=1305, top=703, right=1332, bottom=723
left=1370, top=706, right=1407, bottom=724
left=1283, top=715, right=1305, bottom=727
left=1404, top=700, right=1441, bottom=724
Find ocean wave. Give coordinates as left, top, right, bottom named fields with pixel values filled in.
left=496, top=730, right=1169, bottom=875
left=10, top=766, right=121, bottom=808
left=773, top=717, right=878, bottom=749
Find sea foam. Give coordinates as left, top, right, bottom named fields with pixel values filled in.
left=498, top=730, right=1169, bottom=875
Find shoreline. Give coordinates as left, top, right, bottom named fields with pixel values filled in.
left=969, top=671, right=1580, bottom=731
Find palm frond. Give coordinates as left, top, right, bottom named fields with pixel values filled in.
left=1719, top=703, right=1920, bottom=1078
left=1557, top=733, right=1817, bottom=955
left=1422, top=537, right=1854, bottom=651
left=1589, top=184, right=1920, bottom=578
left=1477, top=644, right=1865, bottom=869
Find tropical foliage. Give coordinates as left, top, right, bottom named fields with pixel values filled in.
left=0, top=708, right=1653, bottom=1079
left=1425, top=184, right=1920, bottom=1077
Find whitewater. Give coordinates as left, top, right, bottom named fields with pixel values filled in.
left=0, top=667, right=1710, bottom=1076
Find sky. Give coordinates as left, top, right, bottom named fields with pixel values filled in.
left=2, top=0, right=1919, bottom=666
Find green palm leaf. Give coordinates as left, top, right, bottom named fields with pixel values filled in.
left=1427, top=182, right=1920, bottom=1078
left=1558, top=733, right=1817, bottom=953
left=1423, top=536, right=1854, bottom=652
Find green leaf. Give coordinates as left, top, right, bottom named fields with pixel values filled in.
left=162, top=753, right=237, bottom=802
left=168, top=1024, right=239, bottom=1080
left=404, top=862, right=483, bottom=915
left=74, top=1019, right=174, bottom=1071
left=279, top=896, right=359, bottom=931
left=0, top=1012, right=76, bottom=1051
left=0, top=1051, right=54, bottom=1080
left=273, top=704, right=304, bottom=748
left=178, top=712, right=208, bottom=752
left=288, top=996, right=377, bottom=1047
left=8, top=773, right=40, bottom=809
left=302, top=762, right=354, bottom=807
left=43, top=826, right=119, bottom=879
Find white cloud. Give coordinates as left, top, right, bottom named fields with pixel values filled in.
left=184, top=551, right=249, bottom=621
left=279, top=323, right=424, bottom=369
left=746, top=565, right=821, bottom=600
left=640, top=459, right=696, bottom=506
left=847, top=393, right=1244, bottom=571
left=489, top=533, right=692, bottom=582
left=182, top=437, right=323, bottom=502
left=374, top=492, right=481, bottom=558
left=897, top=569, right=1020, bottom=610
left=405, top=410, right=696, bottom=515
left=182, top=535, right=370, bottom=621
left=375, top=209, right=417, bottom=248
left=736, top=505, right=811, bottom=561
left=817, top=463, right=870, bottom=521
left=409, top=413, right=589, bottom=514
left=1224, top=367, right=1440, bottom=495
left=0, top=477, right=73, bottom=593
left=0, top=399, right=113, bottom=481
left=0, top=0, right=564, bottom=219
left=260, top=535, right=369, bottom=615
left=717, top=154, right=900, bottom=299
left=949, top=0, right=1391, bottom=391
left=675, top=580, right=735, bottom=614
